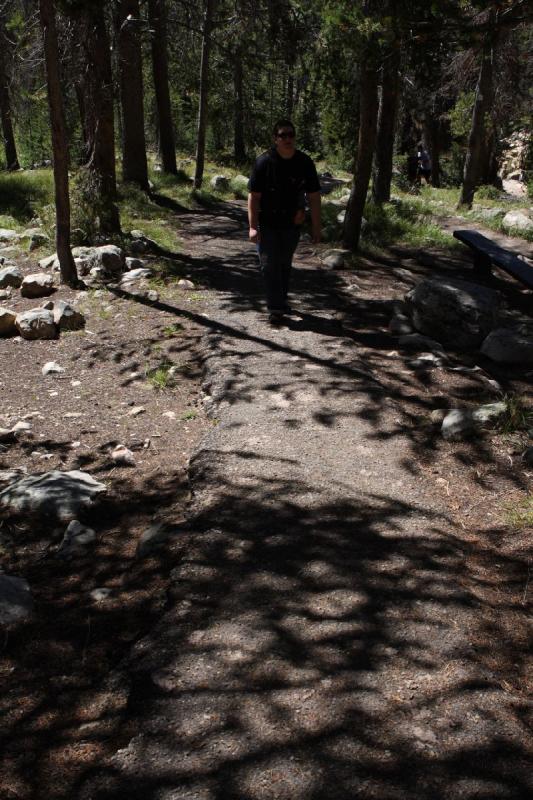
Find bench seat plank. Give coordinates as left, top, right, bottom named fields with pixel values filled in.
left=453, top=229, right=533, bottom=288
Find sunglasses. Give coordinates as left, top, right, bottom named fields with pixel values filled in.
left=276, top=131, right=295, bottom=139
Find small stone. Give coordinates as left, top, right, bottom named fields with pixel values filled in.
left=11, top=420, right=32, bottom=435
left=146, top=290, right=159, bottom=302
left=90, top=587, right=113, bottom=602
left=429, top=409, right=447, bottom=424
left=120, top=268, right=153, bottom=284
left=441, top=402, right=507, bottom=441
left=178, top=279, right=194, bottom=289
left=322, top=249, right=351, bottom=270
left=42, top=361, right=65, bottom=376
left=59, top=519, right=96, bottom=552
left=39, top=254, right=59, bottom=270
left=0, top=265, right=23, bottom=289
left=111, top=445, right=136, bottom=466
left=128, top=406, right=145, bottom=417
left=0, top=574, right=33, bottom=626
left=408, top=353, right=444, bottom=369
left=210, top=174, right=229, bottom=191
left=0, top=229, right=19, bottom=242
left=162, top=411, right=176, bottom=419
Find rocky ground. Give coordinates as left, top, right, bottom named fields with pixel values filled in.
left=0, top=200, right=532, bottom=799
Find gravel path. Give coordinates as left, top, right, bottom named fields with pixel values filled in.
left=96, top=205, right=531, bottom=800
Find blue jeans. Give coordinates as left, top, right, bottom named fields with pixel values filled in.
left=258, top=226, right=300, bottom=311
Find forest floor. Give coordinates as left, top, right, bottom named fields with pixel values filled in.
left=1, top=195, right=532, bottom=799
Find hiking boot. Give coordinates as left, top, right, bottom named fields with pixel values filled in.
left=268, top=311, right=283, bottom=325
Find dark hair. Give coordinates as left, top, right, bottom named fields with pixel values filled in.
left=272, top=118, right=295, bottom=137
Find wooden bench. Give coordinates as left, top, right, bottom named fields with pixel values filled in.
left=453, top=229, right=533, bottom=289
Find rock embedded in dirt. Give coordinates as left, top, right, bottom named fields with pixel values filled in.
left=71, top=245, right=125, bottom=276
left=59, top=519, right=96, bottom=553
left=46, top=299, right=86, bottom=331
left=120, top=267, right=153, bottom=284
left=406, top=278, right=500, bottom=350
left=39, top=254, right=59, bottom=270
left=0, top=265, right=23, bottom=289
left=111, top=445, right=136, bottom=466
left=15, top=308, right=58, bottom=340
left=90, top=587, right=113, bottom=602
left=0, top=288, right=12, bottom=300
left=178, top=279, right=195, bottom=289
left=408, top=352, right=445, bottom=369
left=42, top=361, right=65, bottom=376
left=480, top=328, right=533, bottom=364
left=0, top=574, right=33, bottom=626
left=441, top=402, right=507, bottom=441
left=0, top=308, right=17, bottom=336
left=20, top=272, right=55, bottom=298
left=0, top=229, right=19, bottom=242
left=210, top=174, right=229, bottom=190
left=11, top=420, right=32, bottom=436
left=0, top=428, right=17, bottom=443
left=0, top=470, right=107, bottom=520
left=125, top=257, right=145, bottom=270
left=502, top=210, right=533, bottom=232
left=322, top=249, right=351, bottom=270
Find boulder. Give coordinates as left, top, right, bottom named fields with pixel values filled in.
left=322, top=249, right=351, bottom=270
left=0, top=265, right=23, bottom=289
left=39, top=254, right=59, bottom=270
left=210, top=174, right=229, bottom=191
left=0, top=229, right=18, bottom=242
left=406, top=278, right=500, bottom=350
left=502, top=210, right=533, bottom=232
left=72, top=245, right=125, bottom=275
left=441, top=402, right=507, bottom=441
left=15, top=308, right=58, bottom=340
left=480, top=328, right=533, bottom=364
left=0, top=574, right=33, bottom=626
left=20, top=272, right=55, bottom=298
left=46, top=299, right=86, bottom=331
left=0, top=470, right=107, bottom=520
left=0, top=308, right=17, bottom=336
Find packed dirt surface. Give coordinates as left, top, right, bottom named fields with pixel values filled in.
left=1, top=202, right=532, bottom=799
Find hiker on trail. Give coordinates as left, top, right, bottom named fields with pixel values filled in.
left=416, top=142, right=432, bottom=184
left=248, top=118, right=321, bottom=324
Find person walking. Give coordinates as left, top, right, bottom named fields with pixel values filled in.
left=248, top=119, right=321, bottom=324
left=416, top=142, right=432, bottom=185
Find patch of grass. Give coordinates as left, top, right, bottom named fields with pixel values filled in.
left=0, top=169, right=54, bottom=223
left=361, top=198, right=457, bottom=250
left=146, top=360, right=175, bottom=390
left=161, top=323, right=184, bottom=337
left=498, top=395, right=533, bottom=434
left=504, top=495, right=533, bottom=529
left=181, top=409, right=197, bottom=420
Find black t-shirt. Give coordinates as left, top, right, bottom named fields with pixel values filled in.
left=249, top=147, right=320, bottom=229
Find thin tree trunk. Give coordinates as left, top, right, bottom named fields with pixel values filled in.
left=458, top=15, right=497, bottom=209
left=39, top=0, right=78, bottom=287
left=0, top=18, right=20, bottom=170
left=116, top=0, right=149, bottom=190
left=148, top=0, right=177, bottom=175
left=194, top=0, right=215, bottom=189
left=233, top=51, right=246, bottom=164
left=424, top=115, right=441, bottom=188
left=372, top=43, right=400, bottom=204
left=343, top=51, right=379, bottom=250
left=76, top=1, right=120, bottom=233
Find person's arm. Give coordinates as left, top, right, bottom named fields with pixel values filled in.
left=248, top=191, right=261, bottom=243
left=307, top=191, right=321, bottom=243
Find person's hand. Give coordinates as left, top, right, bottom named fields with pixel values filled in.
left=293, top=209, right=306, bottom=226
left=311, top=227, right=321, bottom=244
left=249, top=227, right=260, bottom=243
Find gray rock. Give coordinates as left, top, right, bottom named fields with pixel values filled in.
left=42, top=361, right=64, bottom=376
left=0, top=288, right=12, bottom=300
left=389, top=313, right=413, bottom=335
left=146, top=289, right=159, bottom=302
left=22, top=230, right=49, bottom=250
left=129, top=239, right=148, bottom=254
left=39, top=254, right=59, bottom=270
left=15, top=308, right=58, bottom=340
left=136, top=523, right=181, bottom=557
left=478, top=207, right=505, bottom=220
left=178, top=279, right=194, bottom=289
left=90, top=587, right=113, bottom=602
left=0, top=308, right=17, bottom=336
left=59, top=519, right=96, bottom=553
left=125, top=257, right=145, bottom=270
left=0, top=470, right=107, bottom=520
left=210, top=174, right=229, bottom=191
left=322, top=249, right=351, bottom=270
left=51, top=300, right=86, bottom=331
left=72, top=245, right=125, bottom=275
left=0, top=574, right=33, bottom=626
left=502, top=210, right=533, bottom=231
left=406, top=278, right=500, bottom=350
left=74, top=257, right=91, bottom=276
left=429, top=409, right=447, bottom=424
left=0, top=265, right=23, bottom=289
left=20, top=272, right=55, bottom=298
left=480, top=328, right=533, bottom=364
left=120, top=267, right=153, bottom=284
left=399, top=333, right=445, bottom=353
left=408, top=352, right=445, bottom=369
left=0, top=229, right=19, bottom=242
left=441, top=402, right=507, bottom=441
left=0, top=428, right=16, bottom=443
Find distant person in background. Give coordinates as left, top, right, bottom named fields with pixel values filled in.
left=248, top=119, right=321, bottom=325
left=417, top=142, right=432, bottom=184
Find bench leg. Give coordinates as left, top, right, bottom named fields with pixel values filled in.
left=473, top=253, right=491, bottom=275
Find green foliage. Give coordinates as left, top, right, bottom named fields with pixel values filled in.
left=449, top=91, right=475, bottom=141
left=0, top=170, right=54, bottom=223
left=146, top=360, right=175, bottom=390
left=476, top=184, right=502, bottom=200
left=504, top=495, right=533, bottom=530
left=361, top=196, right=457, bottom=250
left=498, top=396, right=533, bottom=434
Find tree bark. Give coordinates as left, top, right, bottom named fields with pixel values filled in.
left=424, top=115, right=441, bottom=188
left=76, top=1, right=120, bottom=233
left=458, top=15, right=497, bottom=208
left=39, top=0, right=78, bottom=287
left=233, top=51, right=246, bottom=164
left=116, top=0, right=149, bottom=190
left=148, top=0, right=177, bottom=175
left=0, top=17, right=20, bottom=170
left=372, top=43, right=400, bottom=204
left=343, top=32, right=379, bottom=250
left=194, top=0, right=216, bottom=189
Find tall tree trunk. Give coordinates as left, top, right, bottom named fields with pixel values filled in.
left=343, top=17, right=380, bottom=250
left=233, top=51, right=246, bottom=164
left=39, top=0, right=78, bottom=287
left=194, top=0, right=215, bottom=189
left=372, top=43, right=400, bottom=204
left=116, top=0, right=149, bottom=190
left=424, top=115, right=441, bottom=188
left=0, top=18, right=20, bottom=171
left=76, top=1, right=120, bottom=233
left=458, top=14, right=497, bottom=209
left=148, top=0, right=176, bottom=175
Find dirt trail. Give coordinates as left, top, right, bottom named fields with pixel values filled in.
left=88, top=203, right=531, bottom=800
